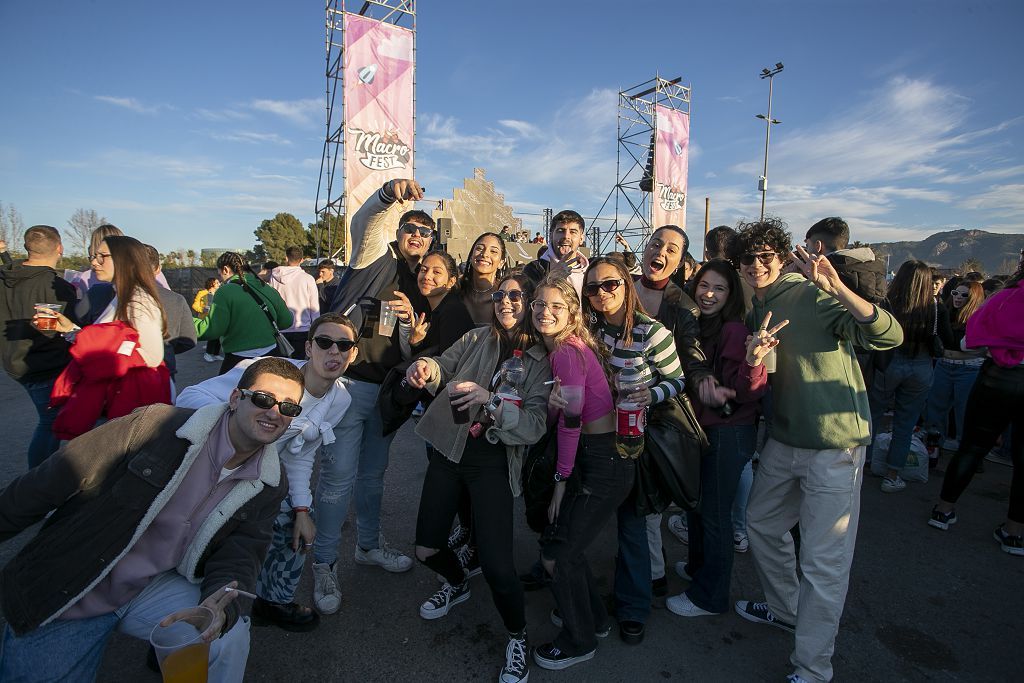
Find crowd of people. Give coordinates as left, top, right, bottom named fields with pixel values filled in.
left=0, top=181, right=1021, bottom=683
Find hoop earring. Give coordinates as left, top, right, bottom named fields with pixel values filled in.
left=589, top=310, right=598, bottom=325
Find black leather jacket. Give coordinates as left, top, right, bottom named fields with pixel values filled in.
left=654, top=282, right=713, bottom=394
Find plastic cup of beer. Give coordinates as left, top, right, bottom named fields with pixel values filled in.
left=448, top=381, right=470, bottom=424
left=149, top=606, right=214, bottom=683
left=560, top=385, right=584, bottom=428
left=33, top=303, right=63, bottom=331
left=378, top=301, right=397, bottom=337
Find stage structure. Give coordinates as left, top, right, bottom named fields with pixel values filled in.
left=589, top=75, right=691, bottom=256
left=432, top=168, right=530, bottom=265
left=314, top=0, right=417, bottom=263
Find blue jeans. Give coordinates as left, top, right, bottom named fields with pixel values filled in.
left=314, top=378, right=395, bottom=563
left=21, top=379, right=61, bottom=469
left=684, top=424, right=756, bottom=613
left=0, top=571, right=249, bottom=683
left=613, top=466, right=651, bottom=625
left=869, top=354, right=933, bottom=470
left=924, top=359, right=981, bottom=440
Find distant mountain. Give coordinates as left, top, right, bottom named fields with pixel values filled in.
left=869, top=229, right=1024, bottom=275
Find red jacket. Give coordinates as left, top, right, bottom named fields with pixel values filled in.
left=50, top=321, right=171, bottom=439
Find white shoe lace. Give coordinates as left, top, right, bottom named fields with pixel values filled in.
left=455, top=544, right=474, bottom=569
left=503, top=636, right=527, bottom=676
left=429, top=583, right=457, bottom=608
left=315, top=566, right=338, bottom=599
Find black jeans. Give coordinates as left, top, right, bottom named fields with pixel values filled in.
left=940, top=360, right=1024, bottom=523
left=684, top=424, right=756, bottom=613
left=542, top=433, right=635, bottom=655
left=283, top=331, right=308, bottom=360
left=415, top=437, right=525, bottom=632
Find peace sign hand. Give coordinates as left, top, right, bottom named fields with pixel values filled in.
left=791, top=245, right=844, bottom=296
left=746, top=311, right=789, bottom=366
left=409, top=312, right=430, bottom=346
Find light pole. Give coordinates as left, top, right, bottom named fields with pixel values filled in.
left=757, top=62, right=783, bottom=221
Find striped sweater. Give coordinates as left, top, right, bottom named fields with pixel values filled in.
left=594, top=312, right=685, bottom=403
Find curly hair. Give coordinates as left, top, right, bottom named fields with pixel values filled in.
left=728, top=218, right=792, bottom=267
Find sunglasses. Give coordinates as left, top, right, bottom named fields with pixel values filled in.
left=400, top=223, right=433, bottom=238
left=739, top=252, right=778, bottom=266
left=312, top=336, right=358, bottom=352
left=239, top=389, right=303, bottom=418
left=491, top=290, right=524, bottom=303
left=582, top=279, right=625, bottom=297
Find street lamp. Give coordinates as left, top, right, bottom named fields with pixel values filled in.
left=757, top=62, right=783, bottom=221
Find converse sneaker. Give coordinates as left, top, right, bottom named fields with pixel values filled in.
left=312, top=562, right=341, bottom=614
left=734, top=600, right=795, bottom=633
left=667, top=514, right=689, bottom=545
left=881, top=475, right=907, bottom=493
left=456, top=543, right=482, bottom=578
left=354, top=535, right=414, bottom=573
left=447, top=522, right=469, bottom=550
left=994, top=525, right=1024, bottom=556
left=419, top=581, right=470, bottom=620
left=928, top=506, right=958, bottom=530
left=203, top=353, right=217, bottom=363
left=550, top=608, right=610, bottom=637
left=666, top=592, right=719, bottom=618
left=733, top=531, right=749, bottom=553
left=533, top=643, right=595, bottom=671
left=499, top=631, right=529, bottom=683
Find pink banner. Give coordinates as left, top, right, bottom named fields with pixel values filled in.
left=652, top=104, right=689, bottom=229
left=343, top=14, right=415, bottom=221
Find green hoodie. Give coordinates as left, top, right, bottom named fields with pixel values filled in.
left=749, top=272, right=903, bottom=450
left=195, top=273, right=293, bottom=354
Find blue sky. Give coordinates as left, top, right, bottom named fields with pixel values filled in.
left=2, top=0, right=1022, bottom=254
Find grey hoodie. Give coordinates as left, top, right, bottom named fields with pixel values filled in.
left=269, top=265, right=321, bottom=333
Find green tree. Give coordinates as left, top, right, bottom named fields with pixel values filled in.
left=186, top=249, right=197, bottom=266
left=254, top=213, right=307, bottom=262
left=307, top=214, right=346, bottom=260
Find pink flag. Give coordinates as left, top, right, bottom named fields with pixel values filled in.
left=652, top=105, right=689, bottom=229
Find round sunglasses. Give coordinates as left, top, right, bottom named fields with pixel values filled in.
left=239, top=389, right=303, bottom=417
left=739, top=252, right=778, bottom=266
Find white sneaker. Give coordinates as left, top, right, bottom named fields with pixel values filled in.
left=354, top=536, right=414, bottom=573
left=214, top=354, right=225, bottom=361
left=674, top=560, right=692, bottom=581
left=733, top=531, right=749, bottom=553
left=666, top=592, right=719, bottom=617
left=312, top=562, right=341, bottom=614
left=419, top=582, right=470, bottom=620
left=881, top=475, right=907, bottom=493
left=203, top=353, right=216, bottom=363
left=667, top=514, right=689, bottom=545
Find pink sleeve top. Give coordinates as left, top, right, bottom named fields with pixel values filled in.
left=549, top=336, right=615, bottom=477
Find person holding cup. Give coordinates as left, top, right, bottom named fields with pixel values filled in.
left=528, top=276, right=634, bottom=671
left=0, top=357, right=301, bottom=683
left=404, top=273, right=551, bottom=683
left=0, top=225, right=77, bottom=468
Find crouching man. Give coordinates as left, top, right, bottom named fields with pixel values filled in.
left=0, top=357, right=303, bottom=683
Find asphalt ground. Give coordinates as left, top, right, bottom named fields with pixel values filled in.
left=0, top=346, right=1019, bottom=682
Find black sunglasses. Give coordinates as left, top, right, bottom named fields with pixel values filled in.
left=582, top=278, right=625, bottom=297
left=739, top=252, right=778, bottom=266
left=491, top=290, right=524, bottom=303
left=312, top=336, right=358, bottom=352
left=239, top=389, right=303, bottom=417
left=400, top=223, right=433, bottom=238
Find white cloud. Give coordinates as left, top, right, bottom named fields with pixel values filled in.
left=250, top=98, right=321, bottom=127
left=194, top=107, right=251, bottom=122
left=94, top=95, right=166, bottom=114
left=209, top=131, right=292, bottom=146
left=498, top=119, right=541, bottom=138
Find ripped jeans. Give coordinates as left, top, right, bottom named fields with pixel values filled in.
left=313, top=378, right=395, bottom=564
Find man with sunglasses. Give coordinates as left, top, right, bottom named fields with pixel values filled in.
left=0, top=357, right=302, bottom=682
left=320, top=178, right=432, bottom=610
left=523, top=209, right=589, bottom=297
left=726, top=220, right=902, bottom=683
left=177, top=313, right=358, bottom=629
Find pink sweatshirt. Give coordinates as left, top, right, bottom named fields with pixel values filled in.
left=549, top=336, right=614, bottom=477
left=965, top=280, right=1024, bottom=367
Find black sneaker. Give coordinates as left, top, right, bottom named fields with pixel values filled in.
left=734, top=600, right=795, bottom=633
left=500, top=631, right=529, bottom=682
left=519, top=562, right=551, bottom=591
left=928, top=506, right=958, bottom=531
left=419, top=582, right=471, bottom=620
left=533, top=643, right=596, bottom=670
left=456, top=543, right=483, bottom=579
left=550, top=608, right=610, bottom=638
left=447, top=522, right=469, bottom=550
left=994, top=525, right=1024, bottom=556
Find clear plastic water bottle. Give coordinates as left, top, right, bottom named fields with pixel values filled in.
left=615, top=360, right=646, bottom=458
left=496, top=350, right=525, bottom=407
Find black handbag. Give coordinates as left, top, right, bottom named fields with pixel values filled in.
left=632, top=393, right=707, bottom=515
left=521, top=429, right=559, bottom=533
